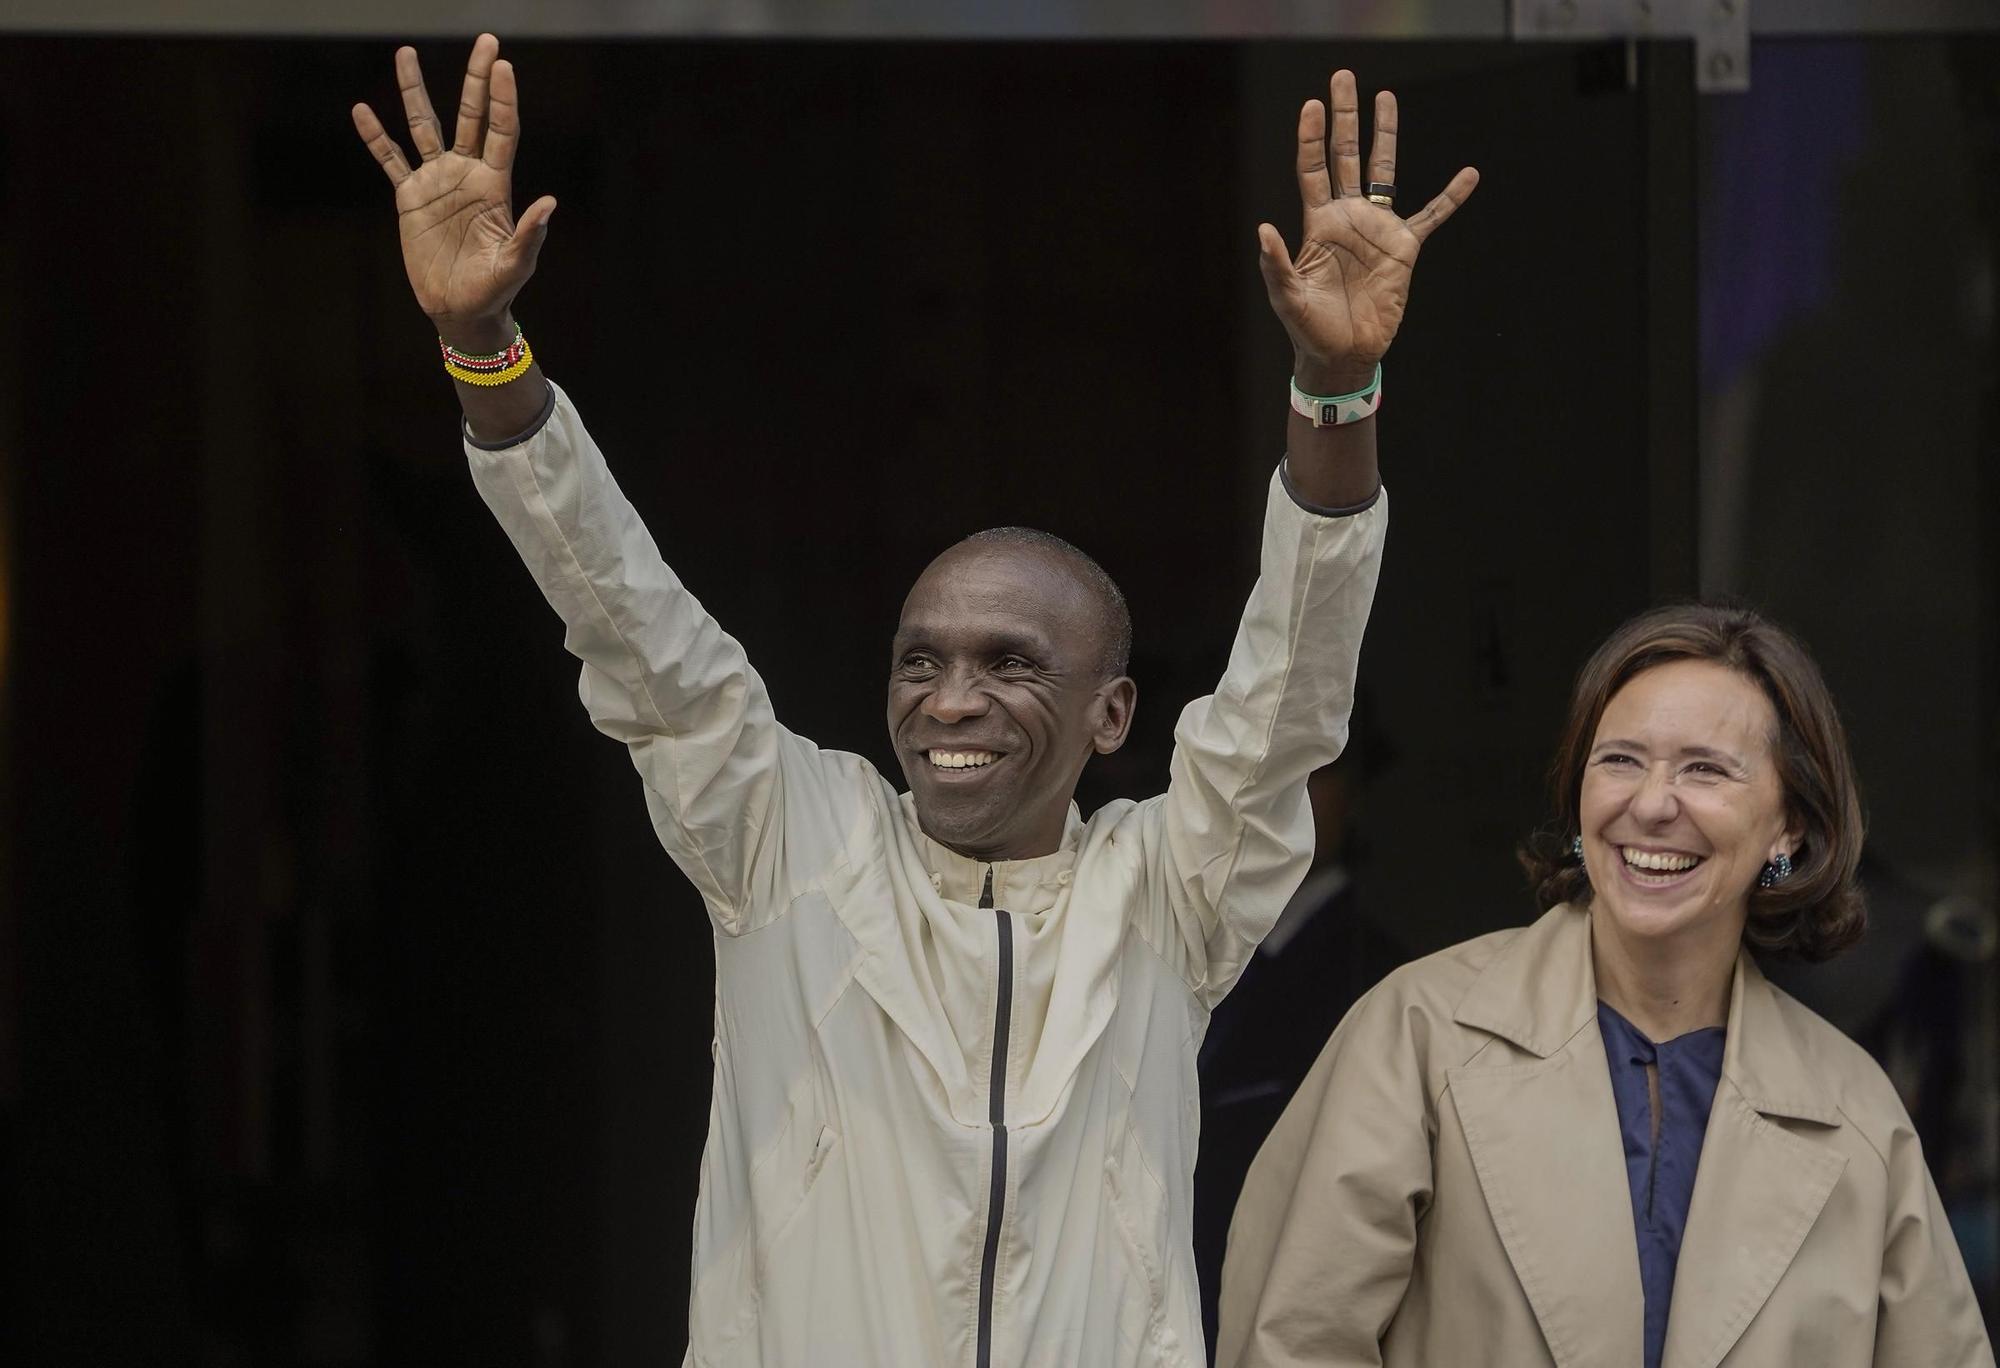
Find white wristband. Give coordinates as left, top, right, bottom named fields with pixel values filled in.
left=1290, top=364, right=1382, bottom=427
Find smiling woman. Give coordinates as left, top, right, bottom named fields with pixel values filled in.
left=1217, top=602, right=1994, bottom=1368
left=1523, top=602, right=1867, bottom=967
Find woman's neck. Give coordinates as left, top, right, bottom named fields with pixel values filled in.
left=1589, top=908, right=1738, bottom=1042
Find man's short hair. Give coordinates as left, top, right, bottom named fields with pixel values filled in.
left=959, top=527, right=1132, bottom=679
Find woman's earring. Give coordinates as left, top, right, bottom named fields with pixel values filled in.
left=1570, top=835, right=1584, bottom=860
left=1759, top=851, right=1794, bottom=888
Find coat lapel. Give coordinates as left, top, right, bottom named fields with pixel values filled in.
left=1662, top=956, right=1846, bottom=1368
left=1449, top=907, right=1646, bottom=1368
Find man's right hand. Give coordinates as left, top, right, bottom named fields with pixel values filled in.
left=352, top=33, right=555, bottom=356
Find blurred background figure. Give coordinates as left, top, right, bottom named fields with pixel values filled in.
left=1194, top=700, right=1404, bottom=1355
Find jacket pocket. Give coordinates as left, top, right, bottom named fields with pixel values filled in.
left=1104, top=1122, right=1203, bottom=1366
left=690, top=1089, right=843, bottom=1361
left=751, top=1103, right=841, bottom=1279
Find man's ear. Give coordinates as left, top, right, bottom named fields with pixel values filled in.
left=1091, top=677, right=1138, bottom=755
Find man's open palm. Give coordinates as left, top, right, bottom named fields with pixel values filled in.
left=1258, top=70, right=1478, bottom=378
left=351, top=34, right=555, bottom=336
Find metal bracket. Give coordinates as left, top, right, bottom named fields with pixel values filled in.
left=1512, top=0, right=1750, bottom=92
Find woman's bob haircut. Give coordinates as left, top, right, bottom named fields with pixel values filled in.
left=1520, top=602, right=1867, bottom=961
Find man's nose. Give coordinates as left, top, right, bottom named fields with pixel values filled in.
left=921, top=668, right=991, bottom=724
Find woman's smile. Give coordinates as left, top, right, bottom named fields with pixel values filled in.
left=1610, top=844, right=1707, bottom=890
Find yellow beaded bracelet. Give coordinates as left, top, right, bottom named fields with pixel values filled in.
left=444, top=337, right=536, bottom=386
left=440, top=324, right=535, bottom=387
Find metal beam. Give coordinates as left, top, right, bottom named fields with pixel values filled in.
left=1512, top=1, right=1748, bottom=92
left=0, top=0, right=1512, bottom=39
left=6, top=0, right=1997, bottom=38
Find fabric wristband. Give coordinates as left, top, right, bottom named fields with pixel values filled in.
left=1289, top=363, right=1382, bottom=427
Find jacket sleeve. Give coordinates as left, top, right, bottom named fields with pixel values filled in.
left=1872, top=1117, right=1996, bottom=1367
left=463, top=382, right=852, bottom=933
left=1215, top=974, right=1430, bottom=1368
left=1151, top=465, right=1386, bottom=1003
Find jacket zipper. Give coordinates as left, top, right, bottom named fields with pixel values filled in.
left=976, top=867, right=1013, bottom=1368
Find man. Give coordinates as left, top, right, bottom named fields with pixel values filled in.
left=352, top=35, right=1474, bottom=1367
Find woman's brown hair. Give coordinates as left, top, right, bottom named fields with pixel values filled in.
left=1519, top=603, right=1867, bottom=961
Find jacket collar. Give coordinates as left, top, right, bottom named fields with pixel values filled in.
left=903, top=794, right=1083, bottom=909
left=1453, top=903, right=1841, bottom=1125
left=1452, top=902, right=1599, bottom=1058
left=1721, top=953, right=1843, bottom=1125
left=1449, top=905, right=1847, bottom=1368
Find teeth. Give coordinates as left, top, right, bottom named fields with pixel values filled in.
left=1622, top=848, right=1700, bottom=873
left=930, top=750, right=997, bottom=770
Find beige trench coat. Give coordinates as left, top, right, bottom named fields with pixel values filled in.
left=1218, top=903, right=1994, bottom=1368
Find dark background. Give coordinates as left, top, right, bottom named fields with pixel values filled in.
left=0, top=32, right=1993, bottom=1365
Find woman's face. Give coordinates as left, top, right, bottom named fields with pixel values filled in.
left=1578, top=659, right=1800, bottom=947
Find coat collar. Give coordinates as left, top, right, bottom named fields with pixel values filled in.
left=1448, top=904, right=1847, bottom=1368
left=1720, top=952, right=1844, bottom=1126
left=1451, top=902, right=1599, bottom=1058
left=1453, top=903, right=1841, bottom=1125
left=1663, top=950, right=1847, bottom=1368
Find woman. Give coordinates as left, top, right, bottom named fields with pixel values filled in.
left=1215, top=604, right=1995, bottom=1368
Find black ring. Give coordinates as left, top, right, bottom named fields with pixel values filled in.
left=1365, top=180, right=1397, bottom=201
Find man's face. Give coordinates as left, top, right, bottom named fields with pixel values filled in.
left=887, top=543, right=1134, bottom=862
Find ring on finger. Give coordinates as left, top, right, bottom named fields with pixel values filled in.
left=1365, top=180, right=1396, bottom=207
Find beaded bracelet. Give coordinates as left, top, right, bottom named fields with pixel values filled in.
left=1289, top=363, right=1382, bottom=427
left=441, top=323, right=535, bottom=387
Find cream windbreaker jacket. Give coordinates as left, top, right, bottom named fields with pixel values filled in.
left=464, top=384, right=1386, bottom=1368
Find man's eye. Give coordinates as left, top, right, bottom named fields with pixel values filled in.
left=900, top=655, right=937, bottom=674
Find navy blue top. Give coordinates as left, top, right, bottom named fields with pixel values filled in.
left=1597, top=1001, right=1726, bottom=1368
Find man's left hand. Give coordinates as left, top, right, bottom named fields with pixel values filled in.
left=1258, top=70, right=1478, bottom=395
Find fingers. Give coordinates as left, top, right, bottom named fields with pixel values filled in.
left=505, top=195, right=558, bottom=274
left=1368, top=89, right=1398, bottom=190
left=395, top=46, right=446, bottom=162
left=1329, top=69, right=1362, bottom=198
left=1407, top=165, right=1479, bottom=243
left=1256, top=222, right=1293, bottom=276
left=351, top=102, right=412, bottom=186
left=1293, top=100, right=1332, bottom=211
left=514, top=194, right=557, bottom=240
left=484, top=58, right=521, bottom=172
left=1256, top=222, right=1299, bottom=301
left=453, top=33, right=499, bottom=157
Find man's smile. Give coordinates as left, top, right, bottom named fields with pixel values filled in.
left=923, top=748, right=1007, bottom=778
left=928, top=748, right=1002, bottom=769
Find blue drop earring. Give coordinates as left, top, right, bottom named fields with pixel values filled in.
left=1759, top=851, right=1794, bottom=888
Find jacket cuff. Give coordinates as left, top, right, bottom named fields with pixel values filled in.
left=462, top=381, right=559, bottom=451
left=1279, top=456, right=1382, bottom=517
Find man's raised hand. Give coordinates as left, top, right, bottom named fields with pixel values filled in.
left=1257, top=70, right=1478, bottom=394
left=351, top=34, right=555, bottom=352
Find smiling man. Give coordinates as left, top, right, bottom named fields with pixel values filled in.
left=354, top=34, right=1474, bottom=1368
left=891, top=527, right=1137, bottom=860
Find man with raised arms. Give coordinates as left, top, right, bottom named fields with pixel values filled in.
left=352, top=35, right=1474, bottom=1367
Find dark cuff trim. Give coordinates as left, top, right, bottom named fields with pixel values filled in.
left=462, top=380, right=559, bottom=451
left=1279, top=457, right=1382, bottom=517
